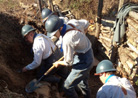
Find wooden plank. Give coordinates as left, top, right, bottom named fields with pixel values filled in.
left=127, top=41, right=138, bottom=54
left=127, top=18, right=138, bottom=30
left=129, top=10, right=138, bottom=20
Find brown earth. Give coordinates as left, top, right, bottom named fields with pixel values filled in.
left=0, top=0, right=138, bottom=98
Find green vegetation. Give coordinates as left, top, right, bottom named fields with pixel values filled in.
left=135, top=80, right=138, bottom=85
left=69, top=0, right=91, bottom=10
left=61, top=0, right=97, bottom=19
left=135, top=74, right=138, bottom=86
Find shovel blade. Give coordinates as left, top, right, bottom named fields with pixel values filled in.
left=25, top=79, right=41, bottom=93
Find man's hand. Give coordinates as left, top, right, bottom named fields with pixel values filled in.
left=53, top=61, right=66, bottom=68
left=53, top=61, right=60, bottom=68
left=17, top=69, right=23, bottom=73
left=17, top=67, right=28, bottom=73
left=22, top=67, right=28, bottom=72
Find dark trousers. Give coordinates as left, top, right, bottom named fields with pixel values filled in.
left=63, top=48, right=94, bottom=98
left=36, top=48, right=69, bottom=83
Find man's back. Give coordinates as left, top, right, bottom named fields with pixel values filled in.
left=97, top=76, right=136, bottom=98
left=67, top=19, right=89, bottom=33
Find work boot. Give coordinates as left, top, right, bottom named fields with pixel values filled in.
left=58, top=78, right=64, bottom=92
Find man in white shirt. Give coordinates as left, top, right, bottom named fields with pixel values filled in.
left=56, top=19, right=90, bottom=50
left=41, top=8, right=69, bottom=42
left=21, top=24, right=69, bottom=85
left=41, top=8, right=89, bottom=43
left=95, top=60, right=136, bottom=98
left=45, top=15, right=94, bottom=98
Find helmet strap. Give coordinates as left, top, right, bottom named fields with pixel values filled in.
left=33, top=32, right=37, bottom=40
left=105, top=74, right=115, bottom=83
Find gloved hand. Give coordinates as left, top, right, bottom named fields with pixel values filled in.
left=17, top=69, right=23, bottom=73
left=22, top=67, right=28, bottom=72
left=17, top=67, right=28, bottom=73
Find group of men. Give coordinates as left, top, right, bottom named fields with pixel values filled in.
left=21, top=8, right=136, bottom=98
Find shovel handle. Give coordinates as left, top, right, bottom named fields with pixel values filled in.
left=44, top=56, right=64, bottom=76
left=57, top=56, right=64, bottom=61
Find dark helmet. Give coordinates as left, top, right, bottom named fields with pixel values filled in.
left=41, top=8, right=53, bottom=22
left=21, top=25, right=35, bottom=37
left=45, top=15, right=64, bottom=37
left=95, top=60, right=116, bottom=75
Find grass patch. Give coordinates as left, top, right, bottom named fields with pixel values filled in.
left=68, top=0, right=92, bottom=10
left=63, top=0, right=97, bottom=19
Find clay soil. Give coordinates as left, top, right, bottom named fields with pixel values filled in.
left=0, top=0, right=137, bottom=98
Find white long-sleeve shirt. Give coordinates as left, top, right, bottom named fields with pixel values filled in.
left=56, top=19, right=90, bottom=49
left=25, top=34, right=56, bottom=70
left=67, top=19, right=89, bottom=33
left=62, top=25, right=91, bottom=65
left=97, top=76, right=136, bottom=98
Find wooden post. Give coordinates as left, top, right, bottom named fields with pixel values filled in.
left=95, top=0, right=103, bottom=38
left=118, top=0, right=125, bottom=11
left=38, top=0, right=42, bottom=12
left=48, top=0, right=54, bottom=11
left=93, top=0, right=103, bottom=52
left=110, top=42, right=118, bottom=63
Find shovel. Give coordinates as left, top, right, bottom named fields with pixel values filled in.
left=25, top=56, right=64, bottom=93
